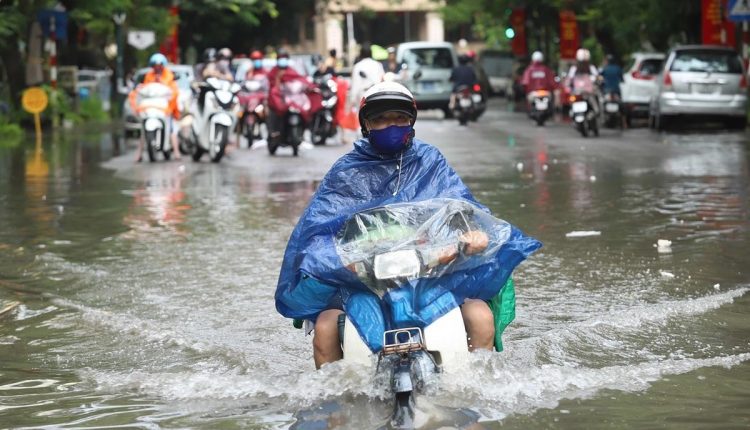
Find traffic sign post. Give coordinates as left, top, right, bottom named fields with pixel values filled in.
left=22, top=87, right=49, bottom=144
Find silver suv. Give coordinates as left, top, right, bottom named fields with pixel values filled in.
left=396, top=42, right=458, bottom=116
left=650, top=45, right=747, bottom=130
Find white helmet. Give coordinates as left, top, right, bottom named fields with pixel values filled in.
left=359, top=81, right=417, bottom=135
left=531, top=51, right=544, bottom=63
left=575, top=48, right=590, bottom=62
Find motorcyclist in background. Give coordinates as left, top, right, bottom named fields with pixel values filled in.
left=130, top=53, right=181, bottom=162
left=245, top=50, right=268, bottom=81
left=202, top=47, right=234, bottom=81
left=448, top=54, right=477, bottom=110
left=567, top=48, right=600, bottom=116
left=194, top=47, right=215, bottom=83
left=599, top=54, right=624, bottom=97
left=266, top=49, right=310, bottom=146
left=520, top=51, right=557, bottom=109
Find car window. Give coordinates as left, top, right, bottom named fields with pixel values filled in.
left=639, top=59, right=663, bottom=76
left=670, top=50, right=742, bottom=74
left=402, top=48, right=454, bottom=69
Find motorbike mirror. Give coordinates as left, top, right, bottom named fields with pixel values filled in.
left=413, top=70, right=423, bottom=80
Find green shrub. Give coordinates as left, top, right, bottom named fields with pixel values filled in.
left=78, top=97, right=108, bottom=122
left=0, top=120, right=23, bottom=148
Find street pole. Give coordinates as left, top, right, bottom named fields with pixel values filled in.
left=113, top=12, right=127, bottom=115
left=49, top=16, right=59, bottom=128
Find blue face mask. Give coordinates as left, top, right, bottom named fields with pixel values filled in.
left=368, top=125, right=413, bottom=154
left=277, top=58, right=289, bottom=68
left=253, top=59, right=263, bottom=69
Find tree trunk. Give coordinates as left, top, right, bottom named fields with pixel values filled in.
left=0, top=36, right=25, bottom=110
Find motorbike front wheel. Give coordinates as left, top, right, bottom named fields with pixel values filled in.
left=145, top=131, right=158, bottom=162
left=311, top=113, right=330, bottom=146
left=210, top=125, right=228, bottom=163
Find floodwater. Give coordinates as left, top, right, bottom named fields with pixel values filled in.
left=1, top=110, right=749, bottom=429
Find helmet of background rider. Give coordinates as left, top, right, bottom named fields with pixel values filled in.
left=250, top=50, right=264, bottom=69
left=218, top=47, right=233, bottom=61
left=466, top=50, right=476, bottom=62
left=531, top=51, right=544, bottom=64
left=203, top=47, right=217, bottom=63
left=575, top=48, right=587, bottom=62
left=358, top=81, right=417, bottom=136
left=148, top=52, right=168, bottom=73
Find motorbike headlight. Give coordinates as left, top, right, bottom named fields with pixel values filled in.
left=374, top=250, right=420, bottom=280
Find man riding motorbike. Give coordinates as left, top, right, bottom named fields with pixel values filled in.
left=202, top=47, right=234, bottom=81
left=130, top=52, right=180, bottom=162
left=245, top=50, right=268, bottom=81
left=567, top=48, right=600, bottom=116
left=275, top=82, right=540, bottom=369
left=520, top=51, right=557, bottom=108
left=448, top=54, right=477, bottom=111
left=266, top=49, right=311, bottom=150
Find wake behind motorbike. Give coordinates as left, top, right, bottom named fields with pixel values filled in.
left=568, top=75, right=600, bottom=137
left=333, top=199, right=514, bottom=428
left=309, top=73, right=338, bottom=146
left=267, top=79, right=312, bottom=156
left=131, top=82, right=175, bottom=162
left=237, top=77, right=268, bottom=148
left=527, top=89, right=553, bottom=126
left=183, top=77, right=241, bottom=163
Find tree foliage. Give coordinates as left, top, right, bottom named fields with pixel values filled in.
left=440, top=0, right=702, bottom=60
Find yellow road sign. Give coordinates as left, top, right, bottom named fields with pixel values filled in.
left=22, top=87, right=49, bottom=114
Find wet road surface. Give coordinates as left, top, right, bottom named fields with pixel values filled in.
left=1, top=100, right=749, bottom=429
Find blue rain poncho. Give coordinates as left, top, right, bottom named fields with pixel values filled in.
left=275, top=138, right=542, bottom=351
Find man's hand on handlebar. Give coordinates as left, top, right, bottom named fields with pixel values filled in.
left=460, top=230, right=489, bottom=255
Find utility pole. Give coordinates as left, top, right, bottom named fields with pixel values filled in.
left=113, top=11, right=127, bottom=114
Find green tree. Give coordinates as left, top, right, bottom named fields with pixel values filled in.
left=440, top=0, right=702, bottom=63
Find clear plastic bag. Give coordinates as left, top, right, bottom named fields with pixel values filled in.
left=335, top=198, right=511, bottom=297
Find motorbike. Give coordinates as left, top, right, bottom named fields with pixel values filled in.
left=237, top=77, right=269, bottom=148
left=131, top=82, right=175, bottom=162
left=309, top=73, right=339, bottom=146
left=333, top=199, right=516, bottom=428
left=267, top=78, right=312, bottom=156
left=527, top=89, right=553, bottom=126
left=469, top=83, right=485, bottom=122
left=568, top=75, right=600, bottom=137
left=452, top=85, right=475, bottom=126
left=602, top=91, right=623, bottom=129
left=183, top=77, right=241, bottom=163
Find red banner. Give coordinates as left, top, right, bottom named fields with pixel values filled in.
left=160, top=6, right=180, bottom=63
left=559, top=10, right=579, bottom=60
left=510, top=8, right=527, bottom=58
left=702, top=0, right=736, bottom=46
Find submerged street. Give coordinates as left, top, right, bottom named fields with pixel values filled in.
left=1, top=100, right=749, bottom=429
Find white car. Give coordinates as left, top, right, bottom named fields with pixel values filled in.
left=621, top=52, right=665, bottom=124
left=123, top=64, right=195, bottom=137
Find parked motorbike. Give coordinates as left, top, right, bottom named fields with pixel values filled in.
left=568, top=75, right=600, bottom=137
left=309, top=73, right=338, bottom=146
left=131, top=82, right=175, bottom=162
left=237, top=77, right=268, bottom=148
left=333, top=199, right=515, bottom=428
left=452, top=85, right=475, bottom=126
left=183, top=77, right=241, bottom=162
left=527, top=89, right=553, bottom=126
left=267, top=79, right=312, bottom=156
left=602, top=91, right=623, bottom=129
